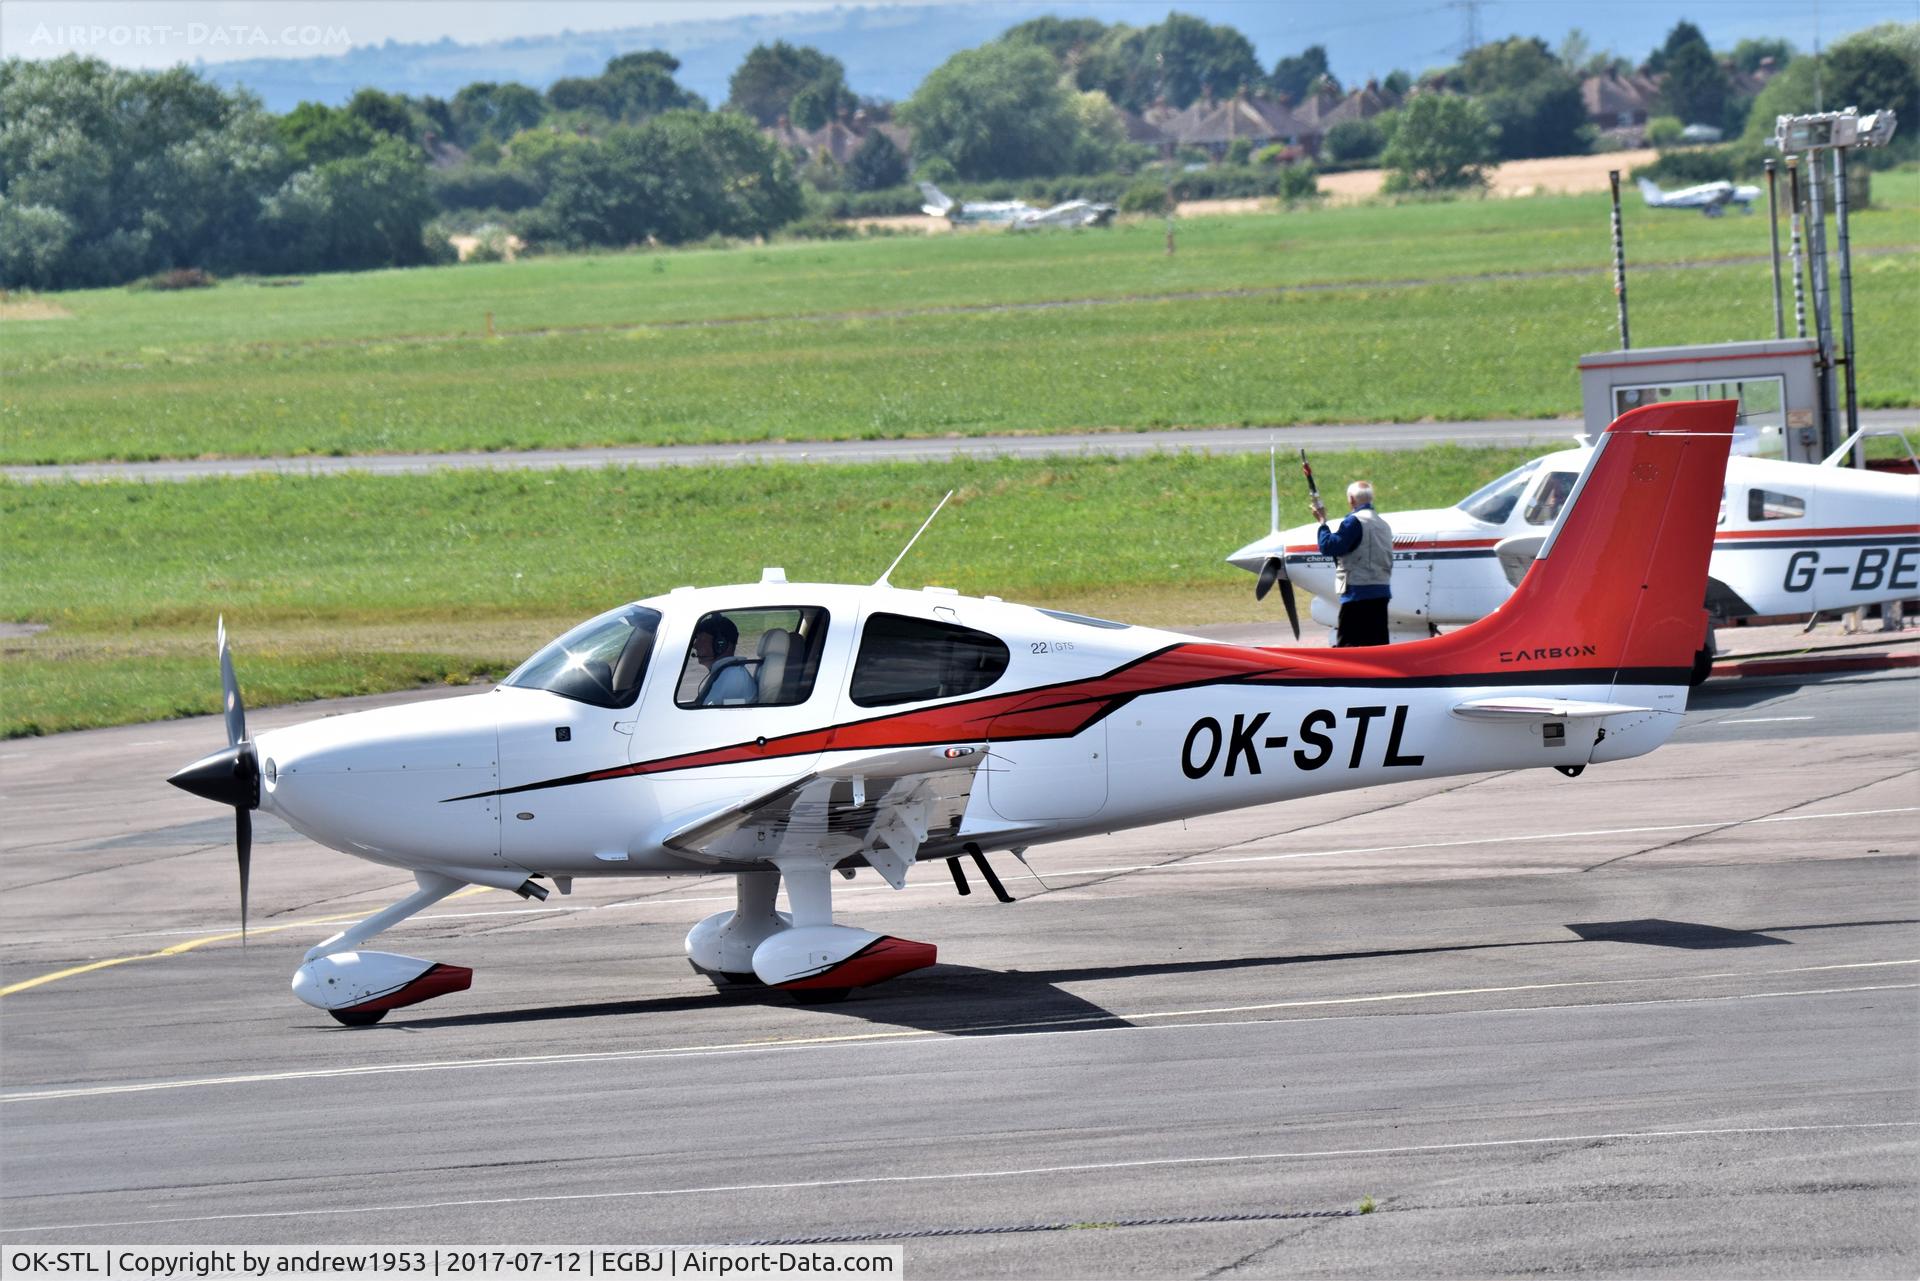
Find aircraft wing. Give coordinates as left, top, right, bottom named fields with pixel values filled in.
left=1495, top=534, right=1546, bottom=587
left=661, top=744, right=986, bottom=886
left=1451, top=696, right=1658, bottom=721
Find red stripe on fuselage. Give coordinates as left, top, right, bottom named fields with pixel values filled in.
left=1713, top=522, right=1919, bottom=542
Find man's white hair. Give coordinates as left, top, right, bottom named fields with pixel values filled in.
left=1347, top=480, right=1374, bottom=505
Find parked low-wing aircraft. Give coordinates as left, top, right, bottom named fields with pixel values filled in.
left=1228, top=432, right=1919, bottom=660
left=171, top=402, right=1734, bottom=1024
left=919, top=181, right=1116, bottom=229
left=1637, top=175, right=1761, bottom=216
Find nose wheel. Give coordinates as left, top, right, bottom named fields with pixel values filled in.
left=330, top=1008, right=388, bottom=1027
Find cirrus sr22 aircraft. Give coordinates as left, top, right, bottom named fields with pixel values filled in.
left=1230, top=432, right=1919, bottom=660
left=172, top=402, right=1734, bottom=1024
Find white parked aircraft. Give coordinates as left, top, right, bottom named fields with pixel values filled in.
left=1637, top=175, right=1761, bottom=216
left=1229, top=433, right=1919, bottom=663
left=172, top=402, right=1734, bottom=1024
left=919, top=182, right=1116, bottom=229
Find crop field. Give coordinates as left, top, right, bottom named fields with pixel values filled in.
left=4, top=177, right=1917, bottom=464
left=1, top=447, right=1532, bottom=736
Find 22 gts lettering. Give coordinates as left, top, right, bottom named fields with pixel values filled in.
left=1181, top=705, right=1424, bottom=779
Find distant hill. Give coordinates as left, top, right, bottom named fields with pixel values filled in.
left=193, top=1, right=1900, bottom=111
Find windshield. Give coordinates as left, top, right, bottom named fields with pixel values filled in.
left=1458, top=460, right=1542, bottom=525
left=503, top=605, right=662, bottom=709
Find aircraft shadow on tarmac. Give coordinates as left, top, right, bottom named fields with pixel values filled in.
left=383, top=915, right=1915, bottom=1034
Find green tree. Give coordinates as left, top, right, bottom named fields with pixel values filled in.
left=260, top=137, right=436, bottom=272
left=1073, top=15, right=1262, bottom=110
left=846, top=130, right=907, bottom=191
left=1647, top=20, right=1709, bottom=74
left=1145, top=13, right=1263, bottom=105
left=1660, top=38, right=1729, bottom=126
left=0, top=56, right=286, bottom=288
left=1456, top=35, right=1588, bottom=158
left=1272, top=45, right=1333, bottom=103
left=1323, top=117, right=1385, bottom=163
left=526, top=111, right=801, bottom=248
left=1730, top=37, right=1794, bottom=73
left=1382, top=93, right=1495, bottom=191
left=347, top=88, right=416, bottom=142
left=449, top=82, right=545, bottom=146
left=279, top=102, right=382, bottom=167
left=999, top=17, right=1109, bottom=63
left=900, top=43, right=1081, bottom=179
left=788, top=77, right=857, bottom=130
left=726, top=42, right=854, bottom=126
left=1383, top=69, right=1412, bottom=97
left=1825, top=38, right=1920, bottom=120
left=548, top=52, right=703, bottom=122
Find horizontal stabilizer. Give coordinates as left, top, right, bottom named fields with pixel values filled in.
left=1451, top=696, right=1656, bottom=721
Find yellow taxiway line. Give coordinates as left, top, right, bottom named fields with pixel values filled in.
left=0, top=885, right=496, bottom=998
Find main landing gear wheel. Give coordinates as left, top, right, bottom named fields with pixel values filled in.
left=329, top=1008, right=388, bottom=1027
left=788, top=987, right=852, bottom=1006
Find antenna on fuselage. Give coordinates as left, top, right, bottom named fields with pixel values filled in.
left=874, top=489, right=954, bottom=588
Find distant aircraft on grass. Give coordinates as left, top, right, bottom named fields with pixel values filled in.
left=1637, top=175, right=1761, bottom=216
left=919, top=182, right=1116, bottom=229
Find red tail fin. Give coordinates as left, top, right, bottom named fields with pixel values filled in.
left=1434, top=398, right=1736, bottom=679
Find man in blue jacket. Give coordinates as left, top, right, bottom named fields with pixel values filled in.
left=1313, top=479, right=1394, bottom=647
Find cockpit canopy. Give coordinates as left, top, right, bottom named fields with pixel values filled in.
left=502, top=605, right=662, bottom=709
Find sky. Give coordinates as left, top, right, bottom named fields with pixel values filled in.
left=5, top=0, right=1912, bottom=95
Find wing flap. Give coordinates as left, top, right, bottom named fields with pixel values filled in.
left=1451, top=696, right=1656, bottom=722
left=662, top=744, right=986, bottom=882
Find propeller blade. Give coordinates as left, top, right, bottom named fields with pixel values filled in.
left=1278, top=577, right=1302, bottom=641
left=1254, top=557, right=1282, bottom=601
left=236, top=807, right=252, bottom=942
left=217, top=616, right=246, bottom=749
left=1268, top=444, right=1280, bottom=534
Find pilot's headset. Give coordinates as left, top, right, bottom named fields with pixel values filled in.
left=696, top=614, right=739, bottom=661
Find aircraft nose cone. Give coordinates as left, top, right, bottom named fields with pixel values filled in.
left=169, top=744, right=259, bottom=810
left=1225, top=538, right=1276, bottom=573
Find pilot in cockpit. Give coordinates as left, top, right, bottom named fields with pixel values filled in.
left=689, top=615, right=760, bottom=706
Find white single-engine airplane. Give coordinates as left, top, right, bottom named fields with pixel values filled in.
left=1637, top=175, right=1761, bottom=217
left=1229, top=433, right=1919, bottom=662
left=918, top=182, right=1116, bottom=229
left=172, top=402, right=1733, bottom=1024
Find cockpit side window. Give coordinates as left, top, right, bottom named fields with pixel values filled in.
left=1458, top=460, right=1542, bottom=525
left=675, top=607, right=830, bottom=709
left=850, top=613, right=1010, bottom=708
left=1748, top=488, right=1806, bottom=521
left=1523, top=471, right=1580, bottom=526
left=503, top=605, right=661, bottom=710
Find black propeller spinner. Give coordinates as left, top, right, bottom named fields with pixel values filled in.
left=166, top=619, right=260, bottom=939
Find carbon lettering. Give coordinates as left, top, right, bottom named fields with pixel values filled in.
left=1384, top=704, right=1425, bottom=765
left=1783, top=549, right=1818, bottom=592
left=1852, top=547, right=1889, bottom=592
left=1345, top=706, right=1386, bottom=768
left=1225, top=712, right=1269, bottom=776
left=1498, top=644, right=1599, bottom=663
left=1293, top=709, right=1336, bottom=770
left=1181, top=717, right=1222, bottom=779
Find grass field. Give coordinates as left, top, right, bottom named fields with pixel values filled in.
left=0, top=446, right=1532, bottom=736
left=5, top=178, right=1917, bottom=463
